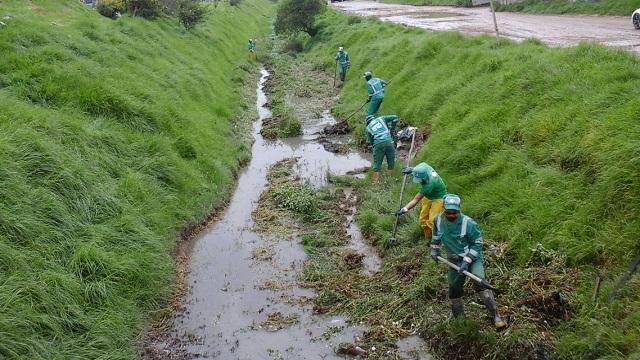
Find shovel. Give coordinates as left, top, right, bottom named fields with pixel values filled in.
left=343, top=80, right=393, bottom=123
left=389, top=126, right=417, bottom=245
left=333, top=59, right=338, bottom=88
left=606, top=252, right=640, bottom=304
left=437, top=256, right=499, bottom=292
left=343, top=100, right=368, bottom=123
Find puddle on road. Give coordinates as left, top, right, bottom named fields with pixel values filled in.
left=161, top=68, right=428, bottom=359
left=377, top=10, right=464, bottom=19
left=409, top=12, right=464, bottom=19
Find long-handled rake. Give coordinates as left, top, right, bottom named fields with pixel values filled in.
left=389, top=127, right=417, bottom=245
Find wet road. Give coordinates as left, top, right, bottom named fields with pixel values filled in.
left=332, top=1, right=640, bottom=53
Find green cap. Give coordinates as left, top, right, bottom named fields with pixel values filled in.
left=443, top=194, right=461, bottom=211
left=411, top=163, right=429, bottom=184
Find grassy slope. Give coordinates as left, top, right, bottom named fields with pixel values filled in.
left=496, top=0, right=640, bottom=16
left=0, top=0, right=272, bottom=358
left=302, top=11, right=640, bottom=359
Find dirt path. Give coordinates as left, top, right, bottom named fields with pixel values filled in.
left=332, top=0, right=640, bottom=53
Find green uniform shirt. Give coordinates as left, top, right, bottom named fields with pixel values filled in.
left=366, top=77, right=386, bottom=100
left=418, top=165, right=447, bottom=200
left=335, top=51, right=350, bottom=68
left=366, top=115, right=398, bottom=146
left=431, top=212, right=483, bottom=261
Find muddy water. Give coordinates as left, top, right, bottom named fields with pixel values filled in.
left=168, top=69, right=379, bottom=359
left=333, top=0, right=640, bottom=53
left=343, top=188, right=382, bottom=275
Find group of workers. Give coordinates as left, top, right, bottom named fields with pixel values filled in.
left=336, top=46, right=508, bottom=330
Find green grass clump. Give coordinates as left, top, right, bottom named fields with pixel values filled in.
left=272, top=183, right=318, bottom=215
left=0, top=0, right=273, bottom=358
left=296, top=9, right=640, bottom=360
left=496, top=0, right=640, bottom=16
left=260, top=50, right=304, bottom=139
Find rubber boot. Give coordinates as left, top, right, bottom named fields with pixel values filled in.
left=450, top=297, right=465, bottom=318
left=480, top=290, right=507, bottom=330
left=423, top=227, right=432, bottom=241
left=372, top=171, right=381, bottom=184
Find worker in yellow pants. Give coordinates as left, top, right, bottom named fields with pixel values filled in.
left=418, top=197, right=444, bottom=240
left=394, top=162, right=448, bottom=241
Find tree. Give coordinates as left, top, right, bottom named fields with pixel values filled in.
left=126, top=0, right=164, bottom=18
left=177, top=0, right=208, bottom=29
left=274, top=0, right=325, bottom=36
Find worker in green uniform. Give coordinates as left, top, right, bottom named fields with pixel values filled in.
left=335, top=46, right=350, bottom=82
left=431, top=194, right=507, bottom=330
left=363, top=71, right=387, bottom=116
left=365, top=114, right=398, bottom=184
left=247, top=39, right=256, bottom=60
left=395, top=163, right=447, bottom=241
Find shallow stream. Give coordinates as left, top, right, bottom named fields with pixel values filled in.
left=160, top=69, right=429, bottom=359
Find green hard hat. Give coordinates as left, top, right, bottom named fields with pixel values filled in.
left=365, top=114, right=375, bottom=123
left=443, top=194, right=461, bottom=211
left=411, top=163, right=430, bottom=184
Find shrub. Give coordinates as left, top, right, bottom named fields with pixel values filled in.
left=126, top=0, right=164, bottom=18
left=274, top=0, right=326, bottom=36
left=283, top=38, right=304, bottom=53
left=347, top=16, right=361, bottom=25
left=96, top=0, right=125, bottom=19
left=177, top=0, right=208, bottom=29
left=229, top=0, right=242, bottom=6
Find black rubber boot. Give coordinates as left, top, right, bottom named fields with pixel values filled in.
left=480, top=290, right=507, bottom=330
left=450, top=297, right=465, bottom=318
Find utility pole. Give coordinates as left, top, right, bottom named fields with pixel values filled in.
left=489, top=0, right=500, bottom=39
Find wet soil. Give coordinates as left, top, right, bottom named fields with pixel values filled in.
left=333, top=0, right=640, bottom=53
left=342, top=188, right=383, bottom=275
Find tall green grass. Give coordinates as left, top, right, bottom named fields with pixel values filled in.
left=302, top=11, right=640, bottom=359
left=496, top=0, right=640, bottom=16
left=0, top=0, right=272, bottom=358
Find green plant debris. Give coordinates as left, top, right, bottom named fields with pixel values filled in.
left=260, top=63, right=303, bottom=139
left=261, top=312, right=300, bottom=331
left=260, top=37, right=348, bottom=141
left=253, top=159, right=346, bottom=242
left=319, top=325, right=345, bottom=341
left=257, top=278, right=290, bottom=291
